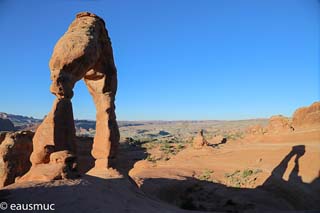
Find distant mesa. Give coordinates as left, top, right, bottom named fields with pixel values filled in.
left=0, top=118, right=15, bottom=131
left=0, top=112, right=41, bottom=131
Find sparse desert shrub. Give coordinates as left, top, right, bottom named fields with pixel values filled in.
left=224, top=168, right=262, bottom=188
left=142, top=137, right=187, bottom=163
left=197, top=169, right=214, bottom=181
left=253, top=168, right=263, bottom=174
left=223, top=132, right=244, bottom=141
left=177, top=144, right=185, bottom=150
left=146, top=154, right=157, bottom=163
left=224, top=170, right=240, bottom=178
left=242, top=169, right=253, bottom=178
left=142, top=142, right=156, bottom=150
left=126, top=138, right=142, bottom=146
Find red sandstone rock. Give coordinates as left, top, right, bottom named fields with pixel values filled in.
left=265, top=115, right=294, bottom=134
left=28, top=11, right=119, bottom=178
left=292, top=102, right=320, bottom=129
left=18, top=151, right=78, bottom=182
left=193, top=130, right=208, bottom=149
left=0, top=131, right=33, bottom=187
left=30, top=99, right=76, bottom=165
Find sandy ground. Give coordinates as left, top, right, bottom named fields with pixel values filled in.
left=129, top=128, right=320, bottom=211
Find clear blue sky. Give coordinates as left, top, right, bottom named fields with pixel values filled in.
left=0, top=0, right=319, bottom=120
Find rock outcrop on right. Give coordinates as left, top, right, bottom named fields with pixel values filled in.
left=265, top=115, right=294, bottom=134
left=245, top=102, right=320, bottom=136
left=292, top=102, right=320, bottom=129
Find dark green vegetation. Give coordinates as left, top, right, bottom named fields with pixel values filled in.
left=224, top=168, right=263, bottom=187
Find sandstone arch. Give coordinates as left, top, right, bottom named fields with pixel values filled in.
left=29, top=12, right=119, bottom=170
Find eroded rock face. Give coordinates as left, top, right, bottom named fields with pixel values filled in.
left=266, top=115, right=294, bottom=134
left=292, top=102, right=320, bottom=129
left=0, top=131, right=33, bottom=187
left=18, top=151, right=78, bottom=182
left=246, top=125, right=265, bottom=135
left=0, top=118, right=15, bottom=131
left=30, top=99, right=76, bottom=165
left=26, top=11, right=119, bottom=181
left=193, top=130, right=208, bottom=149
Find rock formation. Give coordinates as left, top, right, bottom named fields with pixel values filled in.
left=0, top=118, right=15, bottom=131
left=26, top=12, right=119, bottom=180
left=292, top=102, right=320, bottom=129
left=246, top=125, right=265, bottom=135
left=18, top=150, right=78, bottom=182
left=246, top=115, right=293, bottom=136
left=0, top=131, right=33, bottom=187
left=193, top=130, right=208, bottom=149
left=265, top=115, right=294, bottom=134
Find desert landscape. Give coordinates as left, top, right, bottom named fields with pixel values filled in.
left=1, top=101, right=319, bottom=212
left=1, top=2, right=319, bottom=213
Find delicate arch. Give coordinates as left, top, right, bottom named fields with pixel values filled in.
left=29, top=12, right=119, bottom=169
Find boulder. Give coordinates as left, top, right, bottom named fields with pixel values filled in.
left=0, top=131, right=33, bottom=187
left=17, top=150, right=78, bottom=182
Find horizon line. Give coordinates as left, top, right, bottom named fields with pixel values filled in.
left=0, top=111, right=278, bottom=122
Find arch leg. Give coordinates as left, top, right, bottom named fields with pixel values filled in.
left=84, top=70, right=119, bottom=169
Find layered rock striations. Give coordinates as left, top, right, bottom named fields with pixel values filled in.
left=293, top=102, right=320, bottom=129
left=25, top=12, right=120, bottom=181
left=0, top=131, right=33, bottom=187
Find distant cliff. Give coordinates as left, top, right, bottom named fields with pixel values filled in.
left=0, top=118, right=15, bottom=131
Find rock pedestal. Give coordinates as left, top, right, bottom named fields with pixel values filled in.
left=193, top=130, right=208, bottom=149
